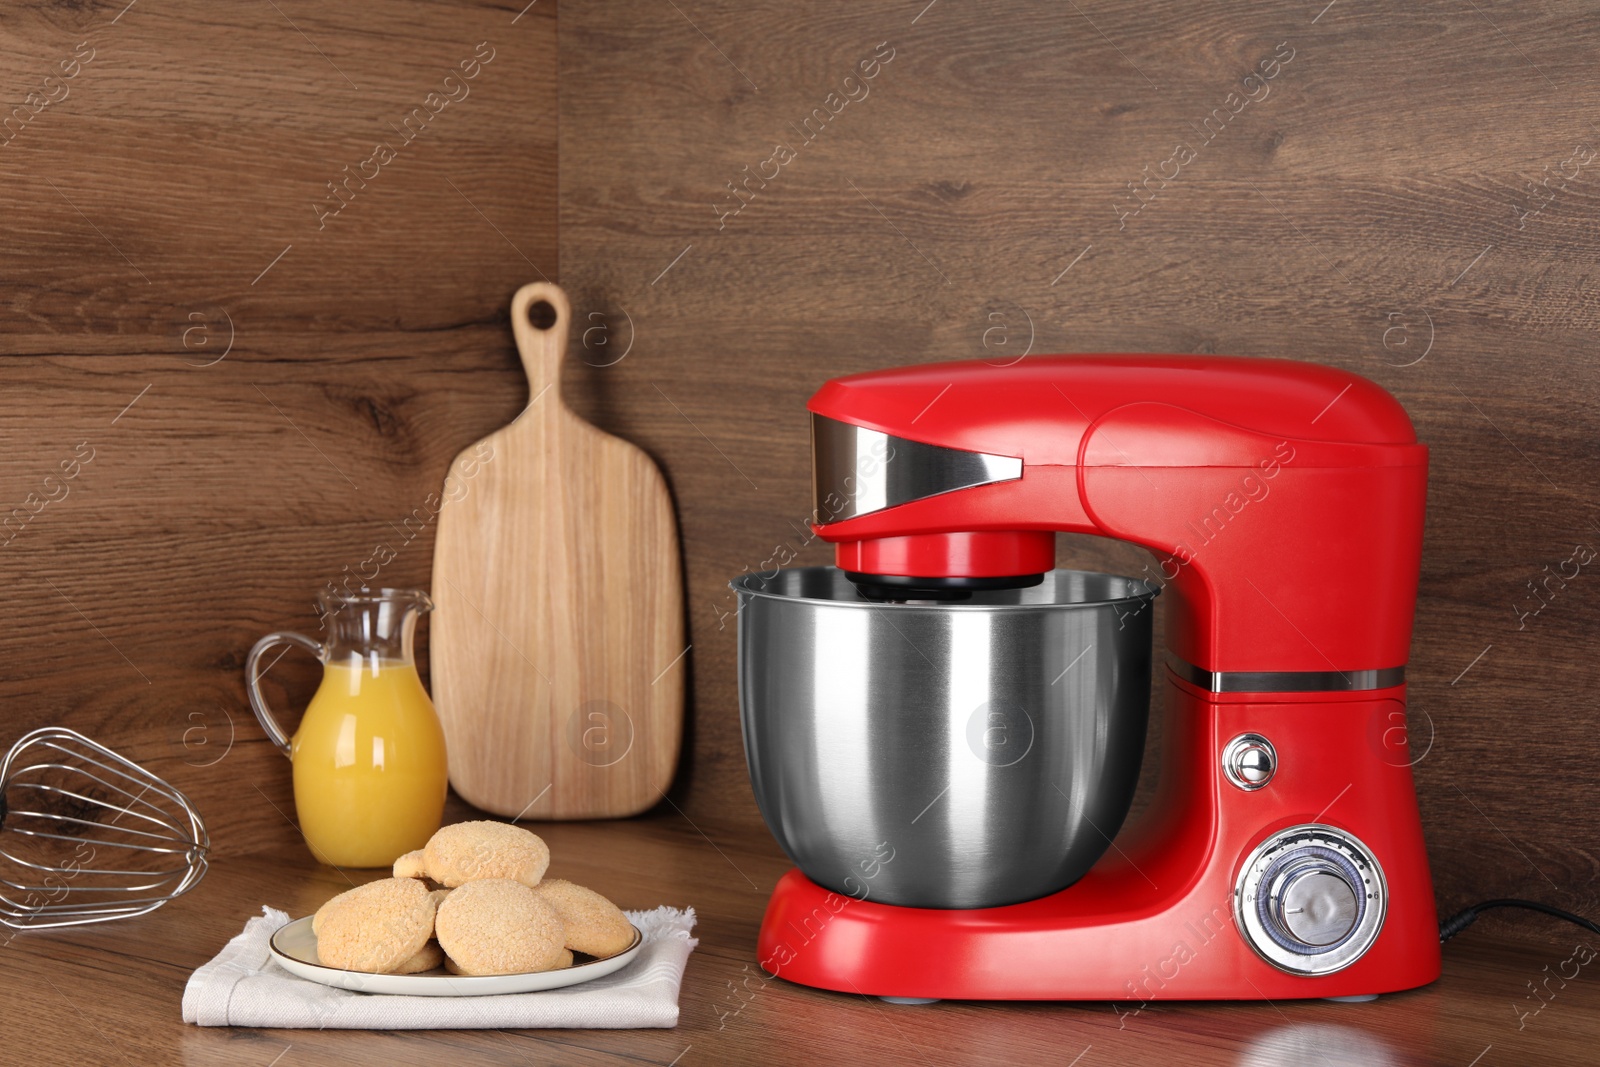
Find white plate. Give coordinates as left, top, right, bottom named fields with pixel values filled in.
left=268, top=915, right=644, bottom=996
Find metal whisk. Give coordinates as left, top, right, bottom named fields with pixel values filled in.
left=0, top=727, right=209, bottom=929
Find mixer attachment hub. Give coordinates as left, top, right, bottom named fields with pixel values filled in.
left=843, top=570, right=1044, bottom=601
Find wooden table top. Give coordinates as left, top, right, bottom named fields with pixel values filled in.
left=5, top=812, right=1595, bottom=1067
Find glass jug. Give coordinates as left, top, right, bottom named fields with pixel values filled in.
left=246, top=588, right=448, bottom=868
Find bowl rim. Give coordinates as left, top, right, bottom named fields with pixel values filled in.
left=729, top=565, right=1161, bottom=612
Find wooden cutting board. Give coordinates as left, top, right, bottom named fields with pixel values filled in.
left=431, top=282, right=684, bottom=819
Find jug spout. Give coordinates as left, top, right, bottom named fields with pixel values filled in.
left=317, top=587, right=433, bottom=667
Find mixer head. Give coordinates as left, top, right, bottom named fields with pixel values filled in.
left=0, top=727, right=209, bottom=929
left=811, top=413, right=1048, bottom=600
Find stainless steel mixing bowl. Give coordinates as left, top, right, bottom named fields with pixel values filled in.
left=734, top=566, right=1158, bottom=909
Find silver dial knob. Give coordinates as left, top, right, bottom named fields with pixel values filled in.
left=1234, top=824, right=1387, bottom=975
left=1269, top=860, right=1359, bottom=946
left=1223, top=733, right=1276, bottom=790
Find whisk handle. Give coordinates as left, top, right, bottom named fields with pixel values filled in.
left=246, top=631, right=326, bottom=756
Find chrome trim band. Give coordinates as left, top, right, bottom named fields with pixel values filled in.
left=812, top=414, right=1022, bottom=522
left=1167, top=654, right=1405, bottom=694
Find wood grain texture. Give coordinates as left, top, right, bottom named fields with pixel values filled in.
left=4, top=813, right=1599, bottom=1065
left=0, top=0, right=558, bottom=855
left=557, top=0, right=1600, bottom=927
left=432, top=282, right=684, bottom=818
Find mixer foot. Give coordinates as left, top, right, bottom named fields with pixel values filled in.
left=1323, top=994, right=1379, bottom=1003
left=879, top=996, right=940, bottom=1005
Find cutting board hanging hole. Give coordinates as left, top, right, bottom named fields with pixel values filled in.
left=527, top=300, right=558, bottom=331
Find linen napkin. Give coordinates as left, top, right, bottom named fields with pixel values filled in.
left=183, top=904, right=697, bottom=1029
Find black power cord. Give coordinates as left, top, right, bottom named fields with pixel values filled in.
left=1439, top=898, right=1600, bottom=943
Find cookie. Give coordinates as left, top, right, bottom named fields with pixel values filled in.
left=393, top=849, right=428, bottom=879
left=423, top=820, right=550, bottom=888
left=311, top=885, right=357, bottom=936
left=443, top=949, right=572, bottom=975
left=533, top=879, right=636, bottom=958
left=430, top=888, right=451, bottom=908
left=434, top=878, right=568, bottom=975
left=391, top=940, right=445, bottom=975
left=315, top=877, right=437, bottom=974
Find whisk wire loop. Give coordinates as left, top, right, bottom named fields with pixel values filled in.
left=0, top=727, right=210, bottom=929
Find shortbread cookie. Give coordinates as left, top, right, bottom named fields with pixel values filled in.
left=312, top=884, right=359, bottom=935
left=393, top=849, right=428, bottom=879
left=423, top=821, right=550, bottom=888
left=434, top=878, right=567, bottom=975
left=442, top=949, right=571, bottom=976
left=391, top=939, right=445, bottom=975
left=315, top=877, right=437, bottom=974
left=533, top=879, right=635, bottom=958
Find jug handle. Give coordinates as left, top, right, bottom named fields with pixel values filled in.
left=245, top=632, right=326, bottom=757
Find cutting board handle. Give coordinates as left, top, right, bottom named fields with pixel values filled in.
left=510, top=281, right=570, bottom=405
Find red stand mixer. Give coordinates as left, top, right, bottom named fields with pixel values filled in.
left=732, top=356, right=1439, bottom=1002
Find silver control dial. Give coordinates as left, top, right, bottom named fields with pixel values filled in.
left=1222, top=733, right=1277, bottom=790
left=1234, top=824, right=1386, bottom=975
left=1271, top=862, right=1358, bottom=946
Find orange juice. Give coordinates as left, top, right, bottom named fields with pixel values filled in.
left=290, top=658, right=448, bottom=868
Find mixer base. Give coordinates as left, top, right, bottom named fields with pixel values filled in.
left=752, top=672, right=1444, bottom=1002
left=756, top=864, right=1440, bottom=1002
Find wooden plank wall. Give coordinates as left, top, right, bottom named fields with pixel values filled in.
left=0, top=0, right=558, bottom=856
left=558, top=0, right=1600, bottom=918
left=3, top=0, right=1597, bottom=926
